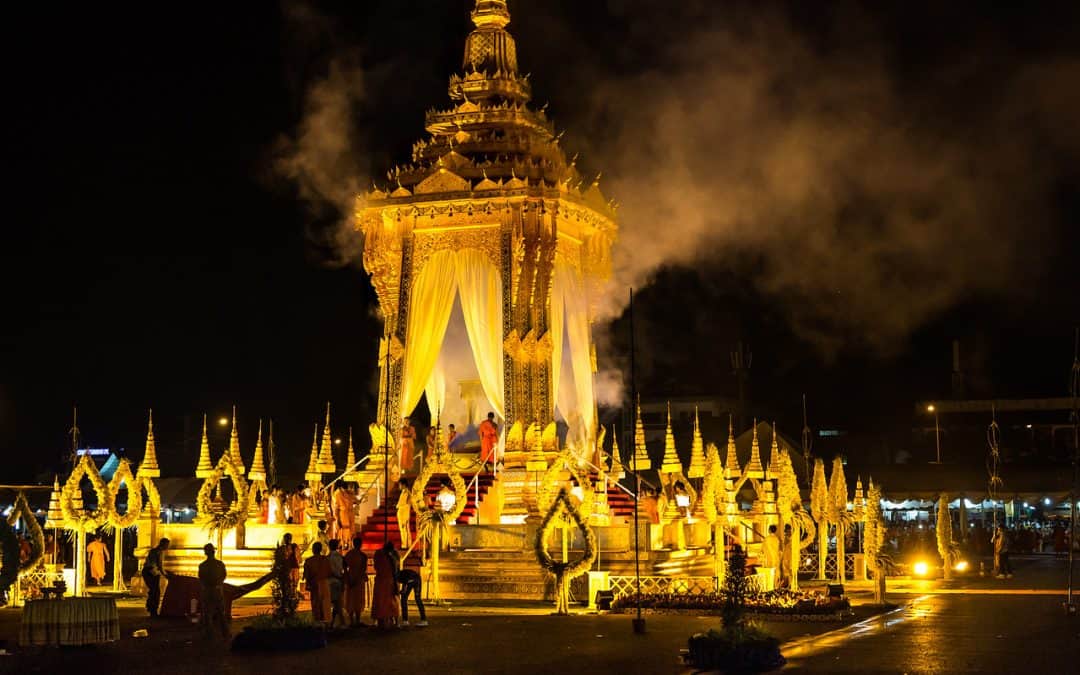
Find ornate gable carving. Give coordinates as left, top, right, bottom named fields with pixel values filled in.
left=414, top=169, right=472, bottom=195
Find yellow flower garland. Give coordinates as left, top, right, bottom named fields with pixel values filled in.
left=535, top=487, right=598, bottom=615
left=410, top=454, right=468, bottom=522
left=536, top=448, right=595, bottom=521
left=107, top=459, right=143, bottom=530
left=61, top=455, right=114, bottom=530
left=195, top=455, right=249, bottom=532
left=8, top=492, right=46, bottom=574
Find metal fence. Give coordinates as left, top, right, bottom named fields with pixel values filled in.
left=798, top=553, right=857, bottom=577
left=608, top=575, right=719, bottom=600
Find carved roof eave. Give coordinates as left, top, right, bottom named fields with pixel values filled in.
left=359, top=188, right=615, bottom=223
left=425, top=107, right=554, bottom=136
left=356, top=192, right=616, bottom=236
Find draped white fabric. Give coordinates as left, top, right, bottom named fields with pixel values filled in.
left=550, top=265, right=565, bottom=417
left=455, top=248, right=505, bottom=418
left=400, top=250, right=458, bottom=422
left=424, top=353, right=448, bottom=421
left=551, top=260, right=596, bottom=447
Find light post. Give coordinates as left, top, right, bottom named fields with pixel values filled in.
left=927, top=404, right=941, bottom=464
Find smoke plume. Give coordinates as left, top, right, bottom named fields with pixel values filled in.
left=273, top=4, right=366, bottom=268
left=574, top=7, right=1079, bottom=355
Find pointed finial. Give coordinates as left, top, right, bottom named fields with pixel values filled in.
left=746, top=418, right=764, bottom=476
left=687, top=406, right=706, bottom=478
left=317, top=402, right=337, bottom=473
left=229, top=405, right=244, bottom=471
left=248, top=419, right=267, bottom=483
left=343, top=427, right=359, bottom=482
left=305, top=423, right=322, bottom=481
left=196, top=413, right=214, bottom=478
left=139, top=407, right=161, bottom=478
left=660, top=402, right=682, bottom=474
left=724, top=413, right=740, bottom=475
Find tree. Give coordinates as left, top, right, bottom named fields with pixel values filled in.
left=827, top=457, right=850, bottom=583
left=774, top=447, right=813, bottom=591
left=722, top=545, right=751, bottom=631
left=809, top=458, right=829, bottom=579
left=863, top=479, right=887, bottom=604
left=937, top=494, right=955, bottom=580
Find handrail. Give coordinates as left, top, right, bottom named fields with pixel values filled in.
left=321, top=455, right=371, bottom=492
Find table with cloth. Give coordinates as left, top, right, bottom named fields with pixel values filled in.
left=20, top=597, right=120, bottom=646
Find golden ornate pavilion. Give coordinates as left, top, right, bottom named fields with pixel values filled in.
left=355, top=0, right=617, bottom=499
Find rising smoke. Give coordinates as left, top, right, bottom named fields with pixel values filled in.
left=573, top=5, right=1079, bottom=356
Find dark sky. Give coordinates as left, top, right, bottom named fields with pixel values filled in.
left=4, top=1, right=1078, bottom=482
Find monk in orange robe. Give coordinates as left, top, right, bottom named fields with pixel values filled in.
left=479, top=412, right=499, bottom=468
left=303, top=542, right=332, bottom=623
left=371, top=542, right=399, bottom=628
left=400, top=417, right=416, bottom=474
left=86, top=535, right=110, bottom=585
left=334, top=484, right=356, bottom=544
left=343, top=537, right=368, bottom=626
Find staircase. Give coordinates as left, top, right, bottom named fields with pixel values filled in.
left=357, top=472, right=496, bottom=551
left=436, top=549, right=550, bottom=600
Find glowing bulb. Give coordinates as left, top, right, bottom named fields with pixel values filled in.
left=926, top=404, right=935, bottom=413
left=953, top=561, right=969, bottom=572
left=334, top=438, right=342, bottom=446
left=913, top=561, right=929, bottom=576
left=218, top=417, right=229, bottom=426
left=1044, top=498, right=1051, bottom=506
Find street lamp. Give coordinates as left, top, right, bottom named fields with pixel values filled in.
left=217, top=417, right=229, bottom=427
left=927, top=404, right=941, bottom=463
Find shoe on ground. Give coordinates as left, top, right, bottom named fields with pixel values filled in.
left=1006, top=574, right=1013, bottom=578
left=996, top=574, right=1006, bottom=579
left=416, top=620, right=428, bottom=627
left=400, top=620, right=410, bottom=626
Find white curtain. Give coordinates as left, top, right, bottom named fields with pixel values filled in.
left=455, top=248, right=504, bottom=418
left=550, top=262, right=565, bottom=417
left=400, top=250, right=458, bottom=421
left=425, top=355, right=448, bottom=421
left=552, top=260, right=596, bottom=448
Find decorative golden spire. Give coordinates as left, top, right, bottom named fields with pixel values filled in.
left=687, top=407, right=706, bottom=478
left=723, top=414, right=739, bottom=476
left=632, top=398, right=651, bottom=470
left=45, top=475, right=64, bottom=529
left=609, top=426, right=626, bottom=480
left=139, top=408, right=160, bottom=478
left=228, top=405, right=244, bottom=472
left=196, top=414, right=214, bottom=478
left=343, top=427, right=359, bottom=482
left=305, top=424, right=322, bottom=482
left=316, top=402, right=337, bottom=473
left=768, top=420, right=781, bottom=478
left=745, top=419, right=764, bottom=476
left=660, top=403, right=682, bottom=474
left=248, top=419, right=266, bottom=483
left=471, top=0, right=510, bottom=29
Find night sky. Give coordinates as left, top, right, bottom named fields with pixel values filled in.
left=4, top=1, right=1078, bottom=482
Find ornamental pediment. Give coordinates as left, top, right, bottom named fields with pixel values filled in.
left=414, top=168, right=472, bottom=195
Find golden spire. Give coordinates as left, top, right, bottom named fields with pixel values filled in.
left=196, top=414, right=214, bottom=478
left=316, top=402, right=337, bottom=473
left=139, top=408, right=160, bottom=478
left=343, top=427, right=359, bottom=482
left=45, top=475, right=64, bottom=529
left=609, top=426, right=626, bottom=480
left=305, top=424, right=322, bottom=482
left=229, top=405, right=244, bottom=471
left=687, top=407, right=706, bottom=478
left=248, top=419, right=266, bottom=483
left=471, top=0, right=510, bottom=29
left=768, top=421, right=782, bottom=478
left=633, top=398, right=651, bottom=470
left=723, top=414, right=739, bottom=476
left=745, top=419, right=764, bottom=476
left=660, top=403, right=682, bottom=474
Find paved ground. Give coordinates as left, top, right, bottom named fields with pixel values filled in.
left=0, top=555, right=1075, bottom=674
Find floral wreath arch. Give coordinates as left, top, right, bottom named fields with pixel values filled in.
left=61, top=454, right=113, bottom=530
left=107, top=459, right=143, bottom=530
left=535, top=487, right=598, bottom=615
left=537, top=447, right=595, bottom=521
left=196, top=455, right=249, bottom=532
left=7, top=492, right=45, bottom=575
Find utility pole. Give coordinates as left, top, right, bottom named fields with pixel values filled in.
left=1066, top=328, right=1079, bottom=615
left=629, top=288, right=645, bottom=634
